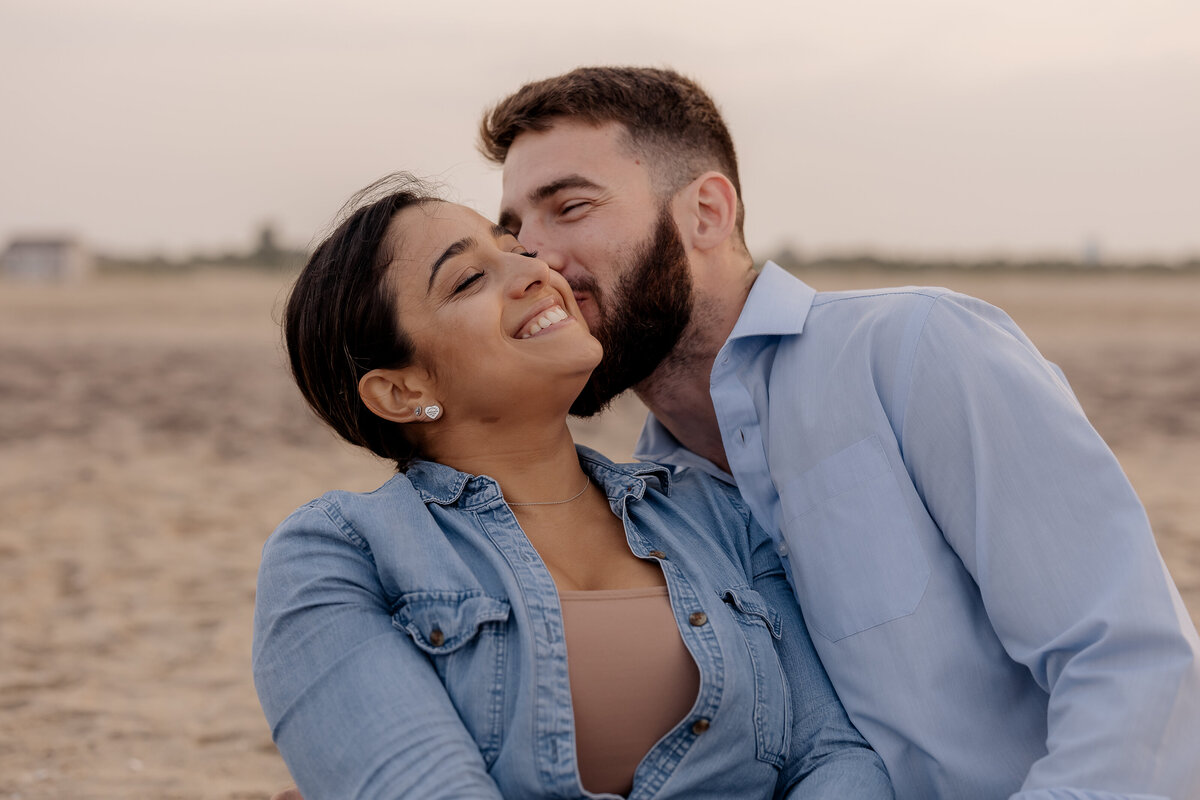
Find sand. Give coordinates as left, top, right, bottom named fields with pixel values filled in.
left=1, top=267, right=1197, bottom=798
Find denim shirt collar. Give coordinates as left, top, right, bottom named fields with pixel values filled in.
left=404, top=444, right=672, bottom=509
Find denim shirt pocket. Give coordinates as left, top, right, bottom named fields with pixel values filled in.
left=393, top=591, right=510, bottom=766
left=722, top=585, right=789, bottom=767
left=779, top=434, right=930, bottom=642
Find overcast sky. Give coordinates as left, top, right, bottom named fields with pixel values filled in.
left=1, top=0, right=1197, bottom=260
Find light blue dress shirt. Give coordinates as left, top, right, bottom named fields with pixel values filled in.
left=636, top=262, right=1200, bottom=800
left=253, top=446, right=893, bottom=799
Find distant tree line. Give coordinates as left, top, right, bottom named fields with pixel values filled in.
left=94, top=226, right=1200, bottom=276
left=96, top=223, right=306, bottom=275
left=765, top=246, right=1200, bottom=274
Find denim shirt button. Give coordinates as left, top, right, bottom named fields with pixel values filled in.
left=689, top=612, right=708, bottom=627
left=648, top=550, right=667, bottom=559
left=691, top=718, right=711, bottom=735
left=429, top=628, right=445, bottom=647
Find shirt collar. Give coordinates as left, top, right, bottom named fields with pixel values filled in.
left=634, top=262, right=815, bottom=474
left=404, top=444, right=672, bottom=507
left=726, top=261, right=816, bottom=341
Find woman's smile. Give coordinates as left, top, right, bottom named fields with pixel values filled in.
left=515, top=302, right=574, bottom=339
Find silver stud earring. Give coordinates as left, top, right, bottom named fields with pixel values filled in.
left=415, top=404, right=442, bottom=421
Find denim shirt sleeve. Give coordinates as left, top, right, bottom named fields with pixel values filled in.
left=902, top=294, right=1200, bottom=798
left=739, top=510, right=893, bottom=799
left=252, top=502, right=505, bottom=800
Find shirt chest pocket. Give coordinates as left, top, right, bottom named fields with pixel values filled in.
left=779, top=434, right=930, bottom=642
left=393, top=591, right=511, bottom=766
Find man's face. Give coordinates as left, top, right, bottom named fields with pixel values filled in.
left=499, top=120, right=693, bottom=414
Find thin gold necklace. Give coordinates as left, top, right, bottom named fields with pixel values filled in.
left=507, top=475, right=591, bottom=507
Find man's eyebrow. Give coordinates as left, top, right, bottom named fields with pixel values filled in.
left=497, top=209, right=519, bottom=234
left=499, top=175, right=602, bottom=233
left=528, top=175, right=602, bottom=205
left=427, top=225, right=516, bottom=292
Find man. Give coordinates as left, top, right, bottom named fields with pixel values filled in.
left=482, top=66, right=1200, bottom=799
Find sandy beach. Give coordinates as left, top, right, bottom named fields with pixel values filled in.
left=1, top=267, right=1197, bottom=798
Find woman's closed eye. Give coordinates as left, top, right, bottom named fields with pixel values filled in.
left=453, top=271, right=484, bottom=294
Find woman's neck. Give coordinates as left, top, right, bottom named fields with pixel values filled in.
left=422, top=418, right=589, bottom=505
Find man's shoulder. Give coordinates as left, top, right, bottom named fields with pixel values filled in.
left=778, top=284, right=953, bottom=349
left=738, top=265, right=961, bottom=343
left=801, top=283, right=1021, bottom=348
left=809, top=284, right=953, bottom=313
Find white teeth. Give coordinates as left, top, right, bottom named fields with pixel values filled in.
left=518, top=305, right=569, bottom=339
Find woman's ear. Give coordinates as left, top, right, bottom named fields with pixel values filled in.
left=358, top=367, right=437, bottom=424
left=674, top=171, right=739, bottom=252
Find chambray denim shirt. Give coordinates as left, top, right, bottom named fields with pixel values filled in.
left=637, top=262, right=1200, bottom=800
left=253, top=446, right=892, bottom=800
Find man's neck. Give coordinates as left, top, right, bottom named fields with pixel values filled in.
left=634, top=264, right=757, bottom=474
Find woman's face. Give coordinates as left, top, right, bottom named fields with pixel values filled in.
left=385, top=201, right=603, bottom=418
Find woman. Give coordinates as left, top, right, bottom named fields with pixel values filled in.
left=252, top=175, right=892, bottom=799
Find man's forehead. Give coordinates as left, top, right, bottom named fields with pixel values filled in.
left=500, top=122, right=645, bottom=213
left=504, top=121, right=632, bottom=181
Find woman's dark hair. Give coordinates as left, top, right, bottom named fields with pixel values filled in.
left=284, top=173, right=438, bottom=471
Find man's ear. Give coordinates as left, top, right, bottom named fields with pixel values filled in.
left=358, top=367, right=435, bottom=424
left=675, top=171, right=739, bottom=252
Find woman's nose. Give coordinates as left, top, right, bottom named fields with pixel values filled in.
left=507, top=252, right=554, bottom=295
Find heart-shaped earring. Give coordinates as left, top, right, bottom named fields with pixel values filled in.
left=416, top=404, right=442, bottom=421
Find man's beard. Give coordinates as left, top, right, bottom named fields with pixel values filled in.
left=569, top=207, right=694, bottom=417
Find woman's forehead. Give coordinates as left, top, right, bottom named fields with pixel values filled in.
left=388, top=201, right=491, bottom=263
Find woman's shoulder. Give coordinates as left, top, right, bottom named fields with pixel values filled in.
left=267, top=472, right=434, bottom=555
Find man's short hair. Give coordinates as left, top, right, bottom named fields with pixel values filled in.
left=479, top=66, right=745, bottom=241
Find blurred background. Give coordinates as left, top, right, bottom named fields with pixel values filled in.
left=3, top=0, right=1198, bottom=263
left=1, top=1, right=1197, bottom=797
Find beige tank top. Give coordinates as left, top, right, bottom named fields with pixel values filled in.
left=559, top=586, right=701, bottom=797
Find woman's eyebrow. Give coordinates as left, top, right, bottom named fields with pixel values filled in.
left=426, top=226, right=515, bottom=292
left=428, top=236, right=476, bottom=291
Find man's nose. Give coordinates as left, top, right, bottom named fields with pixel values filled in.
left=517, top=221, right=565, bottom=273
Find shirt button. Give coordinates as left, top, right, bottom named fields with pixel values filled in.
left=776, top=541, right=789, bottom=557
left=689, top=611, right=708, bottom=627
left=691, top=718, right=711, bottom=734
left=429, top=628, right=445, bottom=647
left=648, top=550, right=666, bottom=559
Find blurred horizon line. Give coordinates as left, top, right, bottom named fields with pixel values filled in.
left=3, top=224, right=1198, bottom=272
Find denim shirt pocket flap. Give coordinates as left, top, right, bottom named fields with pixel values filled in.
left=722, top=585, right=782, bottom=640
left=720, top=583, right=790, bottom=765
left=393, top=591, right=511, bottom=655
